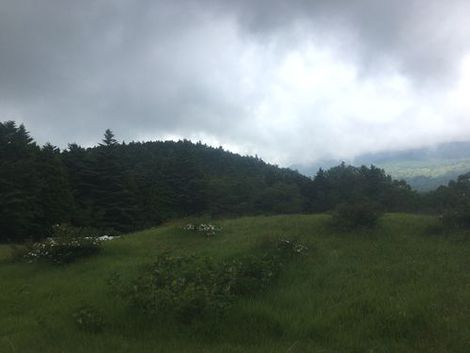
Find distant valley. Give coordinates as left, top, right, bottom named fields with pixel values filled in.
left=291, top=140, right=470, bottom=191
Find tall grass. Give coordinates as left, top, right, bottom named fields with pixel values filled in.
left=1, top=214, right=470, bottom=352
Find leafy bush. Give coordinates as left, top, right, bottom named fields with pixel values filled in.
left=72, top=304, right=105, bottom=333
left=111, top=239, right=307, bottom=323
left=112, top=254, right=232, bottom=323
left=221, top=255, right=279, bottom=296
left=332, top=200, right=383, bottom=230
left=440, top=206, right=470, bottom=230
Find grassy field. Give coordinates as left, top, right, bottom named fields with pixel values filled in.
left=1, top=214, right=470, bottom=353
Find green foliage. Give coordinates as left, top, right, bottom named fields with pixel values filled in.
left=428, top=172, right=470, bottom=229
left=0, top=121, right=41, bottom=241
left=222, top=255, right=280, bottom=297
left=111, top=254, right=233, bottom=323
left=36, top=143, right=74, bottom=230
left=2, top=121, right=318, bottom=242
left=72, top=304, right=105, bottom=333
left=440, top=207, right=470, bottom=229
left=312, top=163, right=418, bottom=212
left=332, top=200, right=383, bottom=230
left=2, top=120, right=457, bottom=244
left=49, top=223, right=109, bottom=238
left=111, top=239, right=307, bottom=323
left=378, top=158, right=470, bottom=191
left=2, top=214, right=470, bottom=352
left=1, top=120, right=425, bottom=243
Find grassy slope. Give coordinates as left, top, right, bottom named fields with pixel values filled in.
left=1, top=214, right=470, bottom=353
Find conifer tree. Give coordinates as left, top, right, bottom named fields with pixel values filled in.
left=93, top=129, right=137, bottom=232
left=36, top=143, right=74, bottom=231
left=162, top=142, right=207, bottom=216
left=0, top=121, right=40, bottom=241
left=62, top=143, right=99, bottom=226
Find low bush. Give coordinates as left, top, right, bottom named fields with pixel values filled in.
left=440, top=206, right=470, bottom=230
left=222, top=255, right=280, bottom=296
left=111, top=254, right=232, bottom=323
left=332, top=200, right=383, bottom=230
left=111, top=239, right=307, bottom=323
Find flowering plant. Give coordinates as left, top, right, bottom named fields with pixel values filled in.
left=24, top=236, right=102, bottom=264
left=183, top=223, right=222, bottom=237
left=277, top=239, right=309, bottom=256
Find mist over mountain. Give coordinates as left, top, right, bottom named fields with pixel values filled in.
left=354, top=141, right=470, bottom=164
left=291, top=140, right=470, bottom=191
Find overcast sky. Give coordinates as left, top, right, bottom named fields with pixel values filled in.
left=1, top=0, right=470, bottom=165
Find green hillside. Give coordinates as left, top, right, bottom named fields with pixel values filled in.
left=377, top=158, right=470, bottom=191
left=292, top=141, right=470, bottom=191
left=2, top=214, right=470, bottom=353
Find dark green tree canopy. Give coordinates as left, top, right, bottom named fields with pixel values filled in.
left=100, top=129, right=118, bottom=147
left=0, top=121, right=429, bottom=242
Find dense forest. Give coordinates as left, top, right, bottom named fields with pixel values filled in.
left=1, top=120, right=468, bottom=242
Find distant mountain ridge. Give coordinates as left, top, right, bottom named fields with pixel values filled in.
left=291, top=140, right=470, bottom=191
left=354, top=141, right=470, bottom=164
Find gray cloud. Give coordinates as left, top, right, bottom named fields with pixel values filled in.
left=1, top=0, right=469, bottom=164
left=218, top=0, right=470, bottom=81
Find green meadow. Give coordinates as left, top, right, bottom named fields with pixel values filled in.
left=1, top=214, right=470, bottom=353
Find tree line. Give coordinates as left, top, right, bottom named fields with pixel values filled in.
left=1, top=121, right=465, bottom=242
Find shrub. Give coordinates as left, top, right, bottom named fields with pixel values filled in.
left=111, top=239, right=307, bottom=323
left=23, top=236, right=102, bottom=264
left=112, top=254, right=232, bottom=323
left=440, top=206, right=470, bottom=230
left=222, top=255, right=280, bottom=296
left=332, top=200, right=383, bottom=230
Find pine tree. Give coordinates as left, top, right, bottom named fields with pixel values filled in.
left=162, top=142, right=207, bottom=216
left=93, top=129, right=137, bottom=232
left=0, top=121, right=41, bottom=241
left=36, top=143, right=74, bottom=231
left=62, top=143, right=99, bottom=226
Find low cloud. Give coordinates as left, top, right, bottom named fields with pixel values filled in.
left=1, top=0, right=469, bottom=165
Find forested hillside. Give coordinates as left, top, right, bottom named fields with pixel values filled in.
left=0, top=120, right=430, bottom=242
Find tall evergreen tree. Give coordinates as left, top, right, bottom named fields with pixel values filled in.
left=35, top=143, right=74, bottom=231
left=62, top=143, right=100, bottom=226
left=0, top=122, right=40, bottom=241
left=1, top=120, right=422, bottom=242
left=162, top=142, right=208, bottom=216
left=93, top=129, right=137, bottom=232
